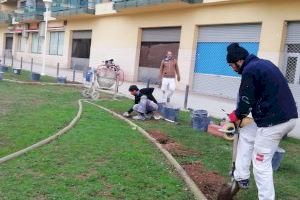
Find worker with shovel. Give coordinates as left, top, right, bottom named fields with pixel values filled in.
left=224, top=43, right=298, bottom=200
left=123, top=85, right=160, bottom=120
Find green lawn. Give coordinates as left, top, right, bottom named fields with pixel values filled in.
left=0, top=80, right=80, bottom=157
left=0, top=103, right=193, bottom=199
left=0, top=74, right=194, bottom=199
left=96, top=98, right=300, bottom=200
left=1, top=70, right=299, bottom=200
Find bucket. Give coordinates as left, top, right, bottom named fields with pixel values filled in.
left=31, top=72, right=41, bottom=81
left=13, top=68, right=21, bottom=75
left=1, top=65, right=8, bottom=72
left=57, top=76, right=67, bottom=84
left=272, top=147, right=285, bottom=171
left=157, top=103, right=179, bottom=122
left=85, top=70, right=93, bottom=82
left=0, top=72, right=3, bottom=80
left=191, top=110, right=210, bottom=132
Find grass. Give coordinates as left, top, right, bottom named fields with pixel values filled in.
left=0, top=73, right=194, bottom=199
left=0, top=80, right=81, bottom=157
left=96, top=97, right=300, bottom=200
left=0, top=103, right=193, bottom=199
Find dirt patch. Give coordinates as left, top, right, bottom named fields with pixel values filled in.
left=149, top=131, right=171, bottom=144
left=76, top=169, right=98, bottom=181
left=163, top=142, right=199, bottom=157
left=149, top=130, right=198, bottom=157
left=182, top=162, right=225, bottom=200
left=149, top=130, right=226, bottom=199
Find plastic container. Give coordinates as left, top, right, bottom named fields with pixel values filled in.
left=0, top=72, right=3, bottom=80
left=191, top=110, right=210, bottom=132
left=57, top=76, right=67, bottom=84
left=13, top=68, right=21, bottom=75
left=85, top=70, right=93, bottom=82
left=157, top=103, right=179, bottom=122
left=1, top=65, right=8, bottom=72
left=272, top=147, right=286, bottom=171
left=31, top=72, right=41, bottom=81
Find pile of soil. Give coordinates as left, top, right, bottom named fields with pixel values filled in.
left=149, top=131, right=198, bottom=157
left=182, top=163, right=225, bottom=200
left=149, top=130, right=226, bottom=200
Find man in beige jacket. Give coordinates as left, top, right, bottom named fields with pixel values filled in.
left=159, top=51, right=180, bottom=103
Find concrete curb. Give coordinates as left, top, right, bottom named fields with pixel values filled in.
left=85, top=100, right=207, bottom=200
left=0, top=100, right=83, bottom=164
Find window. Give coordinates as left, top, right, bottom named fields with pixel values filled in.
left=49, top=31, right=64, bottom=55
left=71, top=39, right=91, bottom=58
left=17, top=33, right=27, bottom=52
left=139, top=42, right=179, bottom=68
left=31, top=32, right=44, bottom=54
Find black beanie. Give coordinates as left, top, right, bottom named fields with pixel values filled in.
left=226, top=43, right=249, bottom=63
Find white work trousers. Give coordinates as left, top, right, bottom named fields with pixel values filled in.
left=161, top=77, right=176, bottom=102
left=234, top=119, right=296, bottom=200
left=133, top=96, right=158, bottom=114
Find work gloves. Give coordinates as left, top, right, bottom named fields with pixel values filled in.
left=229, top=111, right=239, bottom=123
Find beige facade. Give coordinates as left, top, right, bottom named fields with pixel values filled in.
left=0, top=0, right=299, bottom=87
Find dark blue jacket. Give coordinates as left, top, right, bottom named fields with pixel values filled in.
left=236, top=54, right=298, bottom=127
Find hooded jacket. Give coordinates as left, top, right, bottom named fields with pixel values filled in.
left=236, top=54, right=298, bottom=127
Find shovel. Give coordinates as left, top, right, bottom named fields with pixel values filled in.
left=217, top=119, right=240, bottom=200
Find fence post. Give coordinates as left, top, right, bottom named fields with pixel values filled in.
left=20, top=57, right=23, bottom=69
left=184, top=85, right=190, bottom=110
left=30, top=58, right=33, bottom=73
left=56, top=62, right=60, bottom=77
left=147, top=79, right=150, bottom=88
left=72, top=66, right=76, bottom=82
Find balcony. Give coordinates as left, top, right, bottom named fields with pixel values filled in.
left=50, top=0, right=102, bottom=18
left=13, top=7, right=45, bottom=23
left=112, top=0, right=203, bottom=12
left=0, top=11, right=12, bottom=25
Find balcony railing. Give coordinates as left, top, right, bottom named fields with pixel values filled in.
left=12, top=0, right=102, bottom=23
left=51, top=0, right=102, bottom=16
left=113, top=0, right=202, bottom=10
left=13, top=6, right=45, bottom=23
left=0, top=11, right=12, bottom=24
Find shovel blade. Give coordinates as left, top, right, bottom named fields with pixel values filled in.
left=217, top=182, right=240, bottom=200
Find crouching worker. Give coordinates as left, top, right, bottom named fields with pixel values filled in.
left=123, top=85, right=159, bottom=120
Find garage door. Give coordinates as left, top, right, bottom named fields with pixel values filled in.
left=283, top=22, right=300, bottom=112
left=193, top=24, right=261, bottom=99
left=138, top=27, right=181, bottom=84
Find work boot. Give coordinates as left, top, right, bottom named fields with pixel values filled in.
left=132, top=114, right=146, bottom=120
left=237, top=179, right=249, bottom=189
